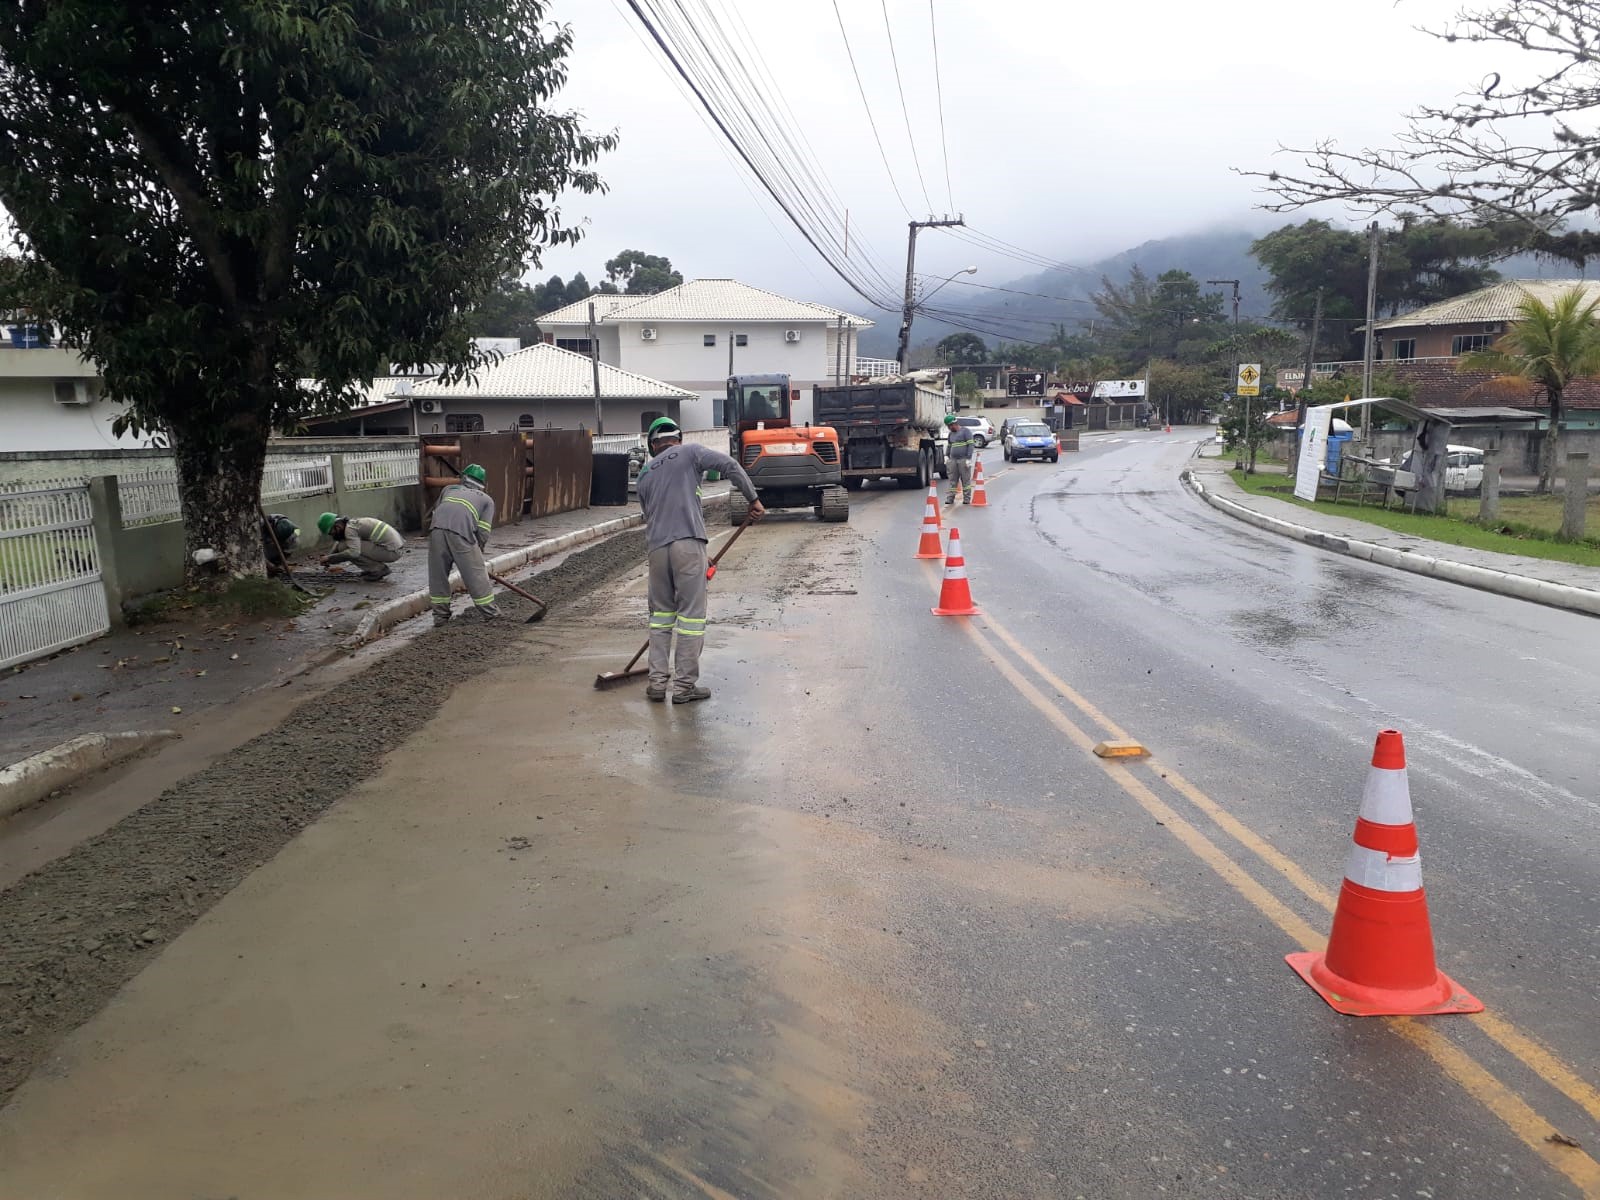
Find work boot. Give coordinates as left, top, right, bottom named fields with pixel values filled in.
left=475, top=603, right=502, bottom=620
left=645, top=686, right=668, bottom=703
left=361, top=571, right=389, bottom=582
left=432, top=609, right=452, bottom=627
left=672, top=685, right=711, bottom=705
left=945, top=493, right=957, bottom=506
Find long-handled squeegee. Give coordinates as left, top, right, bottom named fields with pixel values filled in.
left=594, top=509, right=756, bottom=689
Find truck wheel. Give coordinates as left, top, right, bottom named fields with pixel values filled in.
left=897, top=473, right=921, bottom=490
left=728, top=492, right=750, bottom=525
left=818, top=485, right=850, bottom=523
left=845, top=476, right=864, bottom=491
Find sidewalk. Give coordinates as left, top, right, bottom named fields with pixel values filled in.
left=0, top=490, right=724, bottom=768
left=1184, top=455, right=1600, bottom=618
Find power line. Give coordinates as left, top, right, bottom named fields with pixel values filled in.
left=927, top=0, right=954, bottom=211
left=879, top=0, right=934, bottom=212
left=830, top=0, right=913, bottom=220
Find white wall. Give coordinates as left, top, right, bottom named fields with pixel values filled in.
left=0, top=376, right=157, bottom=453
left=414, top=396, right=679, bottom=439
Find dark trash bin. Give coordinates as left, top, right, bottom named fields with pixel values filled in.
left=590, top=453, right=630, bottom=506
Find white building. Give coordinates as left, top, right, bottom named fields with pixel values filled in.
left=0, top=342, right=157, bottom=452
left=535, top=279, right=878, bottom=429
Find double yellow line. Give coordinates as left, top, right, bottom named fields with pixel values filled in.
left=933, top=568, right=1600, bottom=1195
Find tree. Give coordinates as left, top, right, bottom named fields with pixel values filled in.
left=0, top=2, right=612, bottom=582
left=1147, top=359, right=1221, bottom=425
left=1219, top=389, right=1280, bottom=473
left=605, top=250, right=682, bottom=295
left=1459, top=287, right=1600, bottom=492
left=472, top=272, right=544, bottom=345
left=935, top=332, right=988, bottom=365
left=951, top=371, right=981, bottom=408
left=1247, top=0, right=1600, bottom=264
left=1093, top=267, right=1229, bottom=371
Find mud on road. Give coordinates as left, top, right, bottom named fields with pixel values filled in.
left=0, top=523, right=663, bottom=1103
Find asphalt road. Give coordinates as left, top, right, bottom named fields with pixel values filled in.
left=1, top=430, right=1595, bottom=1199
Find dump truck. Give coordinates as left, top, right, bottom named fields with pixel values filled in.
left=813, top=381, right=951, bottom=490
left=725, top=373, right=849, bottom=523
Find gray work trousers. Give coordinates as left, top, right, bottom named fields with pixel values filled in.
left=947, top=457, right=973, bottom=502
left=330, top=544, right=401, bottom=577
left=647, top=538, right=709, bottom=693
left=428, top=528, right=498, bottom=617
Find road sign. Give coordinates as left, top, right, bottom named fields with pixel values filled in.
left=1236, top=363, right=1261, bottom=397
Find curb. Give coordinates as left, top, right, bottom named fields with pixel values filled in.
left=1182, top=470, right=1600, bottom=619
left=0, top=731, right=180, bottom=819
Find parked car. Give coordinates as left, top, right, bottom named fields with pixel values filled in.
left=1446, top=445, right=1485, bottom=492
left=953, top=415, right=995, bottom=447
left=1003, top=420, right=1060, bottom=463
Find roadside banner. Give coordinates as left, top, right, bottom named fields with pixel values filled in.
left=1295, top=406, right=1332, bottom=500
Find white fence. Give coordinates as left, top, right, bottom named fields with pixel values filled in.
left=119, top=465, right=181, bottom=527
left=591, top=434, right=645, bottom=455
left=344, top=447, right=419, bottom=490
left=114, top=455, right=343, bottom=527
left=851, top=356, right=902, bottom=377
left=0, top=480, right=111, bottom=669
left=261, top=455, right=334, bottom=501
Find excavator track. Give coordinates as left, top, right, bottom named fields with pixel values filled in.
left=728, top=491, right=750, bottom=525
left=815, top=484, right=850, bottom=523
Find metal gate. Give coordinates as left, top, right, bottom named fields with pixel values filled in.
left=0, top=480, right=111, bottom=669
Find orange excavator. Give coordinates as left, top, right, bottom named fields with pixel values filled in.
left=724, top=373, right=849, bottom=523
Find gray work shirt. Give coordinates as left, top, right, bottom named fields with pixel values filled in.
left=636, top=441, right=758, bottom=552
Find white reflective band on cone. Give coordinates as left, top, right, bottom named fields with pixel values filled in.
left=1360, top=766, right=1414, bottom=826
left=945, top=565, right=968, bottom=578
left=1343, top=844, right=1424, bottom=893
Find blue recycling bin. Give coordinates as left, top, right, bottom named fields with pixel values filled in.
left=1325, top=430, right=1354, bottom=474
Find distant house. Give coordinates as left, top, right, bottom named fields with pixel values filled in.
left=376, top=342, right=694, bottom=438
left=0, top=326, right=156, bottom=452
left=534, top=278, right=876, bottom=428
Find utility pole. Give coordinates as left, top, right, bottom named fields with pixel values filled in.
left=1361, top=221, right=1381, bottom=444
left=1298, top=288, right=1323, bottom=448
left=1208, top=279, right=1242, bottom=454
left=897, top=214, right=965, bottom=372
left=588, top=302, right=604, bottom=436
left=728, top=329, right=735, bottom=381
left=834, top=314, right=844, bottom=386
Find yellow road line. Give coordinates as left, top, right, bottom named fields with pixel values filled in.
left=937, top=590, right=1600, bottom=1195
left=980, top=604, right=1600, bottom=1128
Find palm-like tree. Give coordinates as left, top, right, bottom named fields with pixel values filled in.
left=1459, top=288, right=1600, bottom=493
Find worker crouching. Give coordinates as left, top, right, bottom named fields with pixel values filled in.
left=318, top=512, right=404, bottom=580
left=636, top=418, right=763, bottom=704
left=428, top=463, right=500, bottom=625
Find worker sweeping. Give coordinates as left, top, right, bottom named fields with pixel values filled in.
left=636, top=417, right=763, bottom=704
left=944, top=413, right=975, bottom=506
left=428, top=463, right=500, bottom=625
left=317, top=512, right=404, bottom=580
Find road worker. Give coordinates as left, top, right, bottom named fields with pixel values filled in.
left=260, top=513, right=299, bottom=577
left=317, top=512, right=404, bottom=581
left=636, top=417, right=763, bottom=704
left=944, top=414, right=976, bottom=506
left=427, top=463, right=500, bottom=625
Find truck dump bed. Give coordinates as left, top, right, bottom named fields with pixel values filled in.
left=814, top=383, right=947, bottom=432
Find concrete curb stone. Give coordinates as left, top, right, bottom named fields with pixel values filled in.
left=1182, top=469, right=1600, bottom=619
left=0, top=731, right=180, bottom=819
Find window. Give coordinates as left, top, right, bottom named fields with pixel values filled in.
left=555, top=338, right=592, bottom=354
left=1452, top=334, right=1494, bottom=356
left=518, top=414, right=536, bottom=428
left=704, top=333, right=717, bottom=347
left=1392, top=338, right=1417, bottom=360
left=735, top=333, right=748, bottom=347
left=640, top=410, right=664, bottom=433
left=445, top=413, right=484, bottom=433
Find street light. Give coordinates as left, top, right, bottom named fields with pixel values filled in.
left=917, top=265, right=978, bottom=307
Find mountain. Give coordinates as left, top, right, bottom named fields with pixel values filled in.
left=852, top=227, right=1273, bottom=359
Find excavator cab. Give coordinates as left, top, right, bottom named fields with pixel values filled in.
left=726, top=373, right=849, bottom=523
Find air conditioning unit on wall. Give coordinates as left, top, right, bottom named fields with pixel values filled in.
left=641, top=327, right=658, bottom=341
left=52, top=380, right=91, bottom=406
left=418, top=398, right=443, bottom=415
left=784, top=330, right=800, bottom=343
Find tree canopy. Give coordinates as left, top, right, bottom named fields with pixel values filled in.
left=935, top=332, right=988, bottom=364
left=0, top=1, right=612, bottom=580
left=605, top=249, right=683, bottom=295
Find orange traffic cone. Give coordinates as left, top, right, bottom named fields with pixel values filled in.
left=925, top=482, right=943, bottom=527
left=914, top=493, right=944, bottom=559
left=1164, top=423, right=1172, bottom=433
left=969, top=458, right=989, bottom=507
left=1286, top=730, right=1482, bottom=1017
left=931, top=526, right=980, bottom=616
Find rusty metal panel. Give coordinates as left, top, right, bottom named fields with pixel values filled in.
left=523, top=430, right=593, bottom=518
left=417, top=432, right=526, bottom=526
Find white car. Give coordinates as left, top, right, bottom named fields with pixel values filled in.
left=1446, top=445, right=1485, bottom=492
left=953, top=415, right=995, bottom=447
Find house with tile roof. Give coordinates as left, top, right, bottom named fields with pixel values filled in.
left=302, top=343, right=694, bottom=438
left=535, top=278, right=876, bottom=429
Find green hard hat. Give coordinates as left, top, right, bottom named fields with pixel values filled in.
left=648, top=416, right=682, bottom=439
left=943, top=414, right=958, bottom=426
left=316, top=512, right=339, bottom=536
left=461, top=463, right=487, bottom=484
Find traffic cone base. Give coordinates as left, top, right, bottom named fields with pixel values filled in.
left=932, top=526, right=980, bottom=616
left=1287, top=730, right=1482, bottom=1017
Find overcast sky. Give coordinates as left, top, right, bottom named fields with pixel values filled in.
left=535, top=0, right=1505, bottom=311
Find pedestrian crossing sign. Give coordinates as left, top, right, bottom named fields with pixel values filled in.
left=1236, top=363, right=1261, bottom=397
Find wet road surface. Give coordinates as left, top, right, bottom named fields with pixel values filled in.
left=0, top=431, right=1596, bottom=1198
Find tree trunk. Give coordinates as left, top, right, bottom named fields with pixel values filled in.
left=171, top=402, right=272, bottom=586
left=1538, top=386, right=1563, bottom=495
